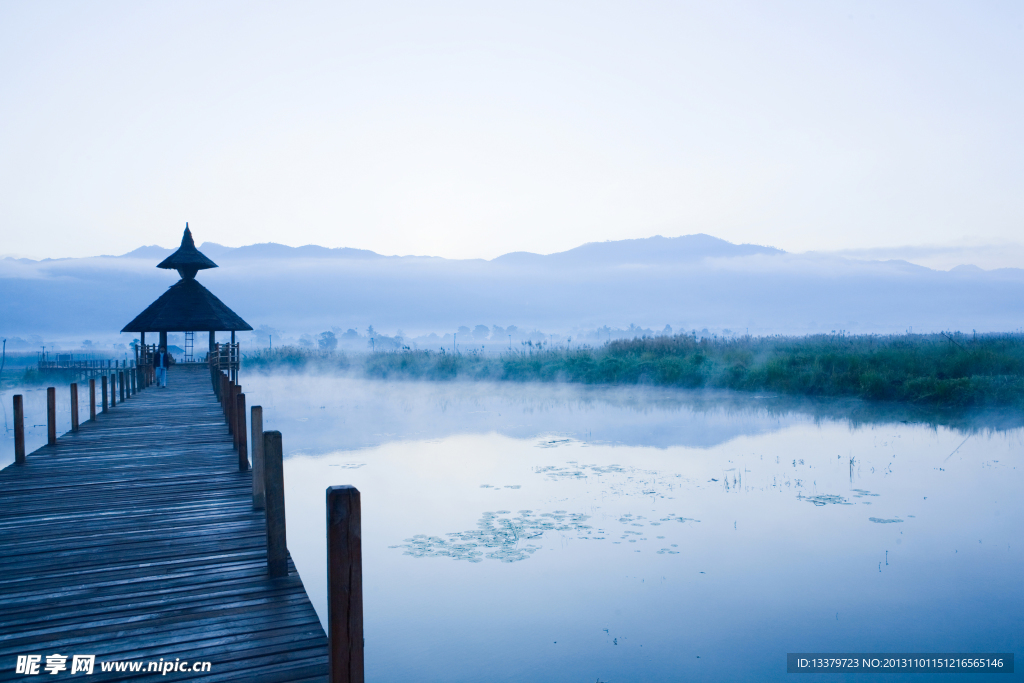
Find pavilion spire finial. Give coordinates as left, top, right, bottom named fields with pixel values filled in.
left=157, top=223, right=218, bottom=279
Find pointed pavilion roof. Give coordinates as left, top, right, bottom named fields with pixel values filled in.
left=121, top=224, right=252, bottom=333
left=121, top=278, right=252, bottom=332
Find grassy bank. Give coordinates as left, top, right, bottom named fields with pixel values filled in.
left=243, top=332, right=1024, bottom=408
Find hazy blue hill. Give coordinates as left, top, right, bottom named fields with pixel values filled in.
left=491, top=234, right=783, bottom=267
left=119, top=245, right=174, bottom=259
left=197, top=242, right=387, bottom=261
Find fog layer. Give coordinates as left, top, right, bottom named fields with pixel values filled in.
left=2, top=235, right=1022, bottom=340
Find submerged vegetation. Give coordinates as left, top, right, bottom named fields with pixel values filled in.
left=243, top=332, right=1024, bottom=408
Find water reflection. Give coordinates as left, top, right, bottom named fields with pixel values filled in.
left=239, top=373, right=1024, bottom=458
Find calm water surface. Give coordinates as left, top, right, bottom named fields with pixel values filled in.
left=2, top=374, right=1020, bottom=681
left=239, top=374, right=1022, bottom=683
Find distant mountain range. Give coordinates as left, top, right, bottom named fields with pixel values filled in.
left=116, top=233, right=783, bottom=266
left=2, top=234, right=1022, bottom=342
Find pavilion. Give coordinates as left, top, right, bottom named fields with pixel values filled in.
left=122, top=224, right=252, bottom=362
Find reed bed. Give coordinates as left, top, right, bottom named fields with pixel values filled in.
left=243, top=332, right=1024, bottom=408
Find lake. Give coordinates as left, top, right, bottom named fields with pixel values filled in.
left=2, top=374, right=1021, bottom=681
left=243, top=374, right=1022, bottom=682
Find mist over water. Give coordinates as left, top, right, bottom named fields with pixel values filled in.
left=233, top=371, right=1022, bottom=682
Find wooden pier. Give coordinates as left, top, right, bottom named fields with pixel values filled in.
left=0, top=365, right=329, bottom=681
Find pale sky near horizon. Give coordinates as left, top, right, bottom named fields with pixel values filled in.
left=1, top=1, right=1022, bottom=262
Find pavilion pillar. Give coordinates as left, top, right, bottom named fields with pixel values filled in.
left=159, top=331, right=168, bottom=350
left=139, top=332, right=146, bottom=390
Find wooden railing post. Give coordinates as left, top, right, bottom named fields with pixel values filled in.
left=236, top=392, right=248, bottom=471
left=119, top=371, right=125, bottom=403
left=264, top=430, right=288, bottom=578
left=229, top=383, right=237, bottom=442
left=47, top=387, right=56, bottom=446
left=13, top=395, right=25, bottom=464
left=109, top=373, right=116, bottom=407
left=101, top=375, right=108, bottom=413
left=327, top=485, right=365, bottom=683
left=221, top=375, right=229, bottom=422
left=225, top=379, right=233, bottom=432
left=70, top=383, right=79, bottom=432
left=89, top=379, right=96, bottom=420
left=251, top=406, right=265, bottom=509
left=230, top=383, right=239, bottom=442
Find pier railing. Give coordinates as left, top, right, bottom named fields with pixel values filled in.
left=213, top=362, right=365, bottom=683
left=12, top=357, right=365, bottom=683
left=36, top=356, right=136, bottom=383
left=14, top=357, right=143, bottom=461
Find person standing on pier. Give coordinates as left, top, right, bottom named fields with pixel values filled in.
left=156, top=346, right=172, bottom=387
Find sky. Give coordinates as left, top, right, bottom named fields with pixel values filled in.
left=1, top=1, right=1022, bottom=262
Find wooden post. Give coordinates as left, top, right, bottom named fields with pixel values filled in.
left=70, top=383, right=79, bottom=432
left=89, top=379, right=96, bottom=420
left=251, top=406, right=265, bottom=509
left=230, top=332, right=237, bottom=384
left=119, top=371, right=125, bottom=402
left=229, top=383, right=238, bottom=440
left=327, top=485, right=365, bottom=683
left=220, top=375, right=229, bottom=421
left=13, top=395, right=25, bottom=465
left=236, top=393, right=248, bottom=471
left=223, top=377, right=230, bottom=425
left=229, top=382, right=237, bottom=437
left=101, top=375, right=108, bottom=413
left=47, top=387, right=56, bottom=446
left=109, top=373, right=116, bottom=407
left=264, top=431, right=288, bottom=578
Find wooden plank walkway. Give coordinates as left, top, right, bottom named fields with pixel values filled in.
left=0, top=365, right=328, bottom=681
